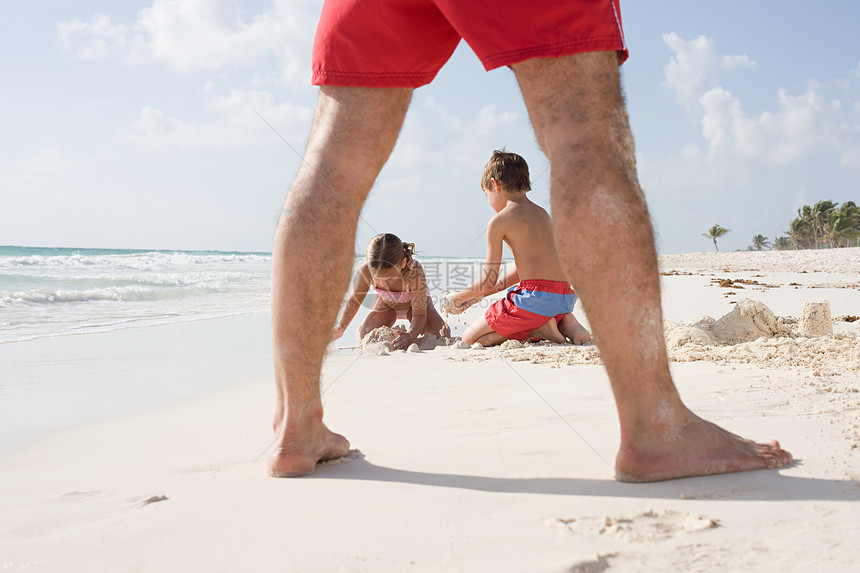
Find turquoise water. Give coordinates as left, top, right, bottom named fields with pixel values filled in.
left=0, top=245, right=493, bottom=344
left=0, top=246, right=273, bottom=343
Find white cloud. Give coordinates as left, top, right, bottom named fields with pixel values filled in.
left=56, top=0, right=320, bottom=83
left=679, top=142, right=701, bottom=159
left=662, top=33, right=718, bottom=113
left=123, top=89, right=313, bottom=150
left=662, top=33, right=858, bottom=175
left=720, top=54, right=757, bottom=71
left=662, top=33, right=756, bottom=115
left=56, top=14, right=136, bottom=60
left=699, top=84, right=845, bottom=167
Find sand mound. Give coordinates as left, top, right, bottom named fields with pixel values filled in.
left=358, top=326, right=397, bottom=355
left=665, top=299, right=859, bottom=375
left=358, top=326, right=452, bottom=355
left=449, top=298, right=859, bottom=375
left=707, top=298, right=781, bottom=344
left=664, top=299, right=797, bottom=348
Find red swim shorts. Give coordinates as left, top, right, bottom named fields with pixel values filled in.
left=312, top=0, right=628, bottom=87
left=484, top=279, right=576, bottom=342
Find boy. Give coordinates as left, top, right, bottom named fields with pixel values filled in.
left=449, top=150, right=590, bottom=346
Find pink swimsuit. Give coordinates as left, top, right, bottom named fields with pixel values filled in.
left=372, top=261, right=430, bottom=319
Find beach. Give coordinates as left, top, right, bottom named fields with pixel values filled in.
left=1, top=248, right=858, bottom=572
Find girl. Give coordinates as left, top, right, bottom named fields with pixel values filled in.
left=332, top=233, right=449, bottom=349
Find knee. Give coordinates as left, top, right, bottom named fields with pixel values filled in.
left=357, top=319, right=375, bottom=341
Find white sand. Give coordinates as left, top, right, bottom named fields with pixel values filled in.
left=1, top=249, right=858, bottom=572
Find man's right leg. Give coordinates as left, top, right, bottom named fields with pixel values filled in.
left=270, top=86, right=412, bottom=477
left=513, top=52, right=791, bottom=481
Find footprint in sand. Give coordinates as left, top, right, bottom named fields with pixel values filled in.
left=567, top=553, right=616, bottom=573
left=180, top=462, right=237, bottom=476
left=549, top=509, right=719, bottom=543
left=59, top=490, right=102, bottom=501
left=136, top=495, right=169, bottom=507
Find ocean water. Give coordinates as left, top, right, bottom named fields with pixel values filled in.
left=0, top=246, right=496, bottom=345
left=0, top=246, right=274, bottom=344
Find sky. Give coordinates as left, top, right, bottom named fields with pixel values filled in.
left=1, top=0, right=858, bottom=256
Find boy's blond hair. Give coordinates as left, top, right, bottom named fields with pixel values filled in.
left=480, top=149, right=531, bottom=193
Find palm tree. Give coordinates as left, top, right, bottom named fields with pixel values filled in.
left=787, top=216, right=812, bottom=249
left=775, top=200, right=860, bottom=249
left=821, top=213, right=853, bottom=248
left=702, top=224, right=730, bottom=251
left=836, top=201, right=860, bottom=247
left=751, top=234, right=772, bottom=251
left=774, top=237, right=793, bottom=250
left=810, top=200, right=836, bottom=247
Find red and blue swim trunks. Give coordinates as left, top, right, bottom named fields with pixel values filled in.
left=485, top=279, right=576, bottom=342
left=312, top=0, right=628, bottom=87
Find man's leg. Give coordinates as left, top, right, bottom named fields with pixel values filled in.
left=512, top=52, right=791, bottom=481
left=270, top=86, right=412, bottom=477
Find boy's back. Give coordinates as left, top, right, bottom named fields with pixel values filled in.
left=490, top=197, right=567, bottom=283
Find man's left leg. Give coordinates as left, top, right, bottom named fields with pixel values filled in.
left=270, top=86, right=412, bottom=477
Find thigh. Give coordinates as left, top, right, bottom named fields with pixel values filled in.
left=305, top=86, right=413, bottom=173
left=289, top=85, right=413, bottom=222
left=512, top=51, right=627, bottom=141
left=512, top=50, right=639, bottom=196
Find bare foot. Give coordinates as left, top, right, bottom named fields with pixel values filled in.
left=615, top=409, right=792, bottom=482
left=529, top=318, right=569, bottom=344
left=269, top=420, right=350, bottom=478
left=273, top=408, right=283, bottom=434
left=559, top=314, right=591, bottom=345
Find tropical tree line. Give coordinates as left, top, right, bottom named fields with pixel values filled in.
left=704, top=200, right=860, bottom=252
left=774, top=200, right=860, bottom=250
